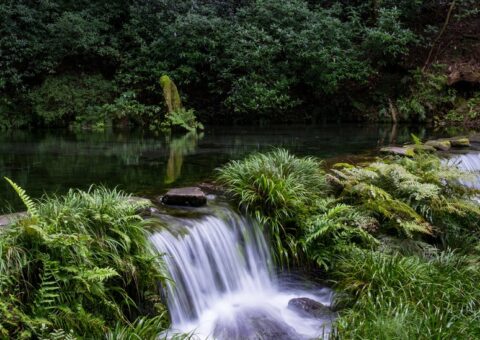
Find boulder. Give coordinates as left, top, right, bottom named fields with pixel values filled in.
left=425, top=140, right=451, bottom=151
left=161, top=187, right=207, bottom=207
left=380, top=146, right=414, bottom=157
left=288, top=297, right=334, bottom=320
left=213, top=308, right=304, bottom=340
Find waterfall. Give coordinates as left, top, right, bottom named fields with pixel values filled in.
left=149, top=204, right=333, bottom=339
left=448, top=152, right=480, bottom=189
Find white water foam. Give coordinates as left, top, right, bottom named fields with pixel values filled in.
left=447, top=152, right=480, bottom=189
left=149, top=205, right=333, bottom=339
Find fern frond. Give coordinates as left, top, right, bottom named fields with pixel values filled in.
left=4, top=177, right=38, bottom=217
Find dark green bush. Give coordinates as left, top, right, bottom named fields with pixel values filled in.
left=30, top=74, right=115, bottom=127
left=5, top=0, right=475, bottom=125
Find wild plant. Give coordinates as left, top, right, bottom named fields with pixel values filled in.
left=217, top=149, right=327, bottom=265
left=0, top=181, right=168, bottom=338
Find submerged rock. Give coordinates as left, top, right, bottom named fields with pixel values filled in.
left=288, top=297, right=334, bottom=320
left=425, top=140, right=451, bottom=151
left=213, top=308, right=304, bottom=340
left=380, top=146, right=414, bottom=157
left=162, top=187, right=207, bottom=207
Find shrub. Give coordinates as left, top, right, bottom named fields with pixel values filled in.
left=0, top=183, right=167, bottom=338
left=30, top=74, right=115, bottom=127
left=332, top=248, right=480, bottom=339
left=301, top=199, right=379, bottom=270
left=217, top=149, right=327, bottom=264
left=330, top=153, right=480, bottom=242
left=396, top=67, right=455, bottom=121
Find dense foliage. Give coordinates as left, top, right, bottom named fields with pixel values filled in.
left=218, top=148, right=480, bottom=337
left=0, top=184, right=169, bottom=339
left=1, top=1, right=478, bottom=127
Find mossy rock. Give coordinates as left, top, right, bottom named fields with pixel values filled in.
left=380, top=146, right=415, bottom=157
left=405, top=144, right=436, bottom=153
left=159, top=75, right=182, bottom=113
left=447, top=137, right=471, bottom=147
left=425, top=140, right=451, bottom=151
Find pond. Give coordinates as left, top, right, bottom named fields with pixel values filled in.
left=0, top=124, right=465, bottom=212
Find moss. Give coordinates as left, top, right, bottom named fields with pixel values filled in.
left=405, top=144, right=436, bottom=153
left=425, top=140, right=451, bottom=151
left=380, top=146, right=415, bottom=157
left=159, top=75, right=182, bottom=113
left=447, top=137, right=471, bottom=147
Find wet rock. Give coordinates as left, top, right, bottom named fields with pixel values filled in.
left=140, top=206, right=160, bottom=217
left=288, top=297, right=334, bottom=320
left=425, top=140, right=451, bottom=151
left=198, top=182, right=225, bottom=195
left=380, top=146, right=414, bottom=157
left=213, top=308, right=304, bottom=340
left=162, top=187, right=207, bottom=207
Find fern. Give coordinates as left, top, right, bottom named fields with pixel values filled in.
left=33, top=259, right=61, bottom=314
left=4, top=177, right=38, bottom=217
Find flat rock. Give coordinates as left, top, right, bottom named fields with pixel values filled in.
left=380, top=146, right=414, bottom=157
left=162, top=187, right=207, bottom=207
left=288, top=297, right=334, bottom=320
left=425, top=140, right=451, bottom=151
left=0, top=212, right=27, bottom=227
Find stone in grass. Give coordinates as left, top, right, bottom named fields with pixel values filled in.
left=162, top=187, right=207, bottom=207
left=425, top=140, right=451, bottom=151
left=288, top=297, right=335, bottom=320
left=380, top=146, right=415, bottom=157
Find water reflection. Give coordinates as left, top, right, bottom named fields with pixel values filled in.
left=0, top=124, right=473, bottom=212
left=165, top=132, right=203, bottom=184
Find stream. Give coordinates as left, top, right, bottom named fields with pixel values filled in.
left=1, top=126, right=480, bottom=339
left=149, top=201, right=334, bottom=339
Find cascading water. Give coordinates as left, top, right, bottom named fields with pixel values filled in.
left=448, top=152, right=480, bottom=189
left=149, top=203, right=334, bottom=339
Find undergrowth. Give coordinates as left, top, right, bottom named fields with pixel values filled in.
left=218, top=148, right=480, bottom=338
left=0, top=184, right=170, bottom=339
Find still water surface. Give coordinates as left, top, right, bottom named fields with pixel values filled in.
left=0, top=124, right=460, bottom=211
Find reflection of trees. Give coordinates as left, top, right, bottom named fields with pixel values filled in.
left=165, top=132, right=203, bottom=184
